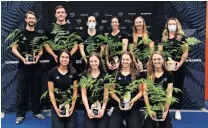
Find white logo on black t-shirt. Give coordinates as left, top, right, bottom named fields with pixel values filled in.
left=161, top=78, right=167, bottom=83
left=118, top=77, right=121, bottom=80
left=23, top=37, right=26, bottom=40
left=69, top=75, right=73, bottom=78
left=56, top=76, right=60, bottom=79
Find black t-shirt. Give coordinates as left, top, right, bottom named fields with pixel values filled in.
left=83, top=71, right=107, bottom=106
left=163, top=36, right=186, bottom=61
left=128, top=35, right=152, bottom=65
left=44, top=23, right=76, bottom=55
left=114, top=71, right=144, bottom=105
left=148, top=71, right=174, bottom=105
left=47, top=67, right=79, bottom=104
left=154, top=71, right=174, bottom=91
left=80, top=31, right=104, bottom=56
left=15, top=29, right=43, bottom=69
left=107, top=31, right=128, bottom=58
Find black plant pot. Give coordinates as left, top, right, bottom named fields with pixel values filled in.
left=155, top=110, right=164, bottom=121
left=60, top=106, right=66, bottom=115
left=92, top=108, right=99, bottom=116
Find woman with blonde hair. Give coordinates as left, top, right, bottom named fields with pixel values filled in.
left=129, top=16, right=154, bottom=71
left=143, top=51, right=173, bottom=128
left=159, top=18, right=188, bottom=120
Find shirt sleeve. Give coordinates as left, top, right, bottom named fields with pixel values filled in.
left=167, top=71, right=174, bottom=84
left=47, top=68, right=55, bottom=82
left=121, top=31, right=128, bottom=39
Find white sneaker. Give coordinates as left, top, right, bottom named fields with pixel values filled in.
left=175, top=110, right=182, bottom=120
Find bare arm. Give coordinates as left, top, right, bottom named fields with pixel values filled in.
left=81, top=87, right=90, bottom=111
left=122, top=38, right=128, bottom=53
left=48, top=81, right=58, bottom=110
left=35, top=47, right=43, bottom=63
left=143, top=82, right=150, bottom=108
left=44, top=43, right=57, bottom=61
left=71, top=80, right=78, bottom=109
left=110, top=84, right=120, bottom=103
left=79, top=43, right=87, bottom=63
left=129, top=43, right=137, bottom=63
left=179, top=44, right=188, bottom=64
left=131, top=83, right=143, bottom=102
left=100, top=44, right=106, bottom=58
left=102, top=87, right=109, bottom=110
left=149, top=41, right=155, bottom=54
left=70, top=43, right=78, bottom=56
left=164, top=83, right=173, bottom=113
left=12, top=44, right=25, bottom=63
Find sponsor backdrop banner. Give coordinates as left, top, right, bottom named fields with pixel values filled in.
left=1, top=1, right=206, bottom=112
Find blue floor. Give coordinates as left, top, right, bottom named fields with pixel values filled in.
left=1, top=110, right=208, bottom=128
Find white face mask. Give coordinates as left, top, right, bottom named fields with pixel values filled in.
left=168, top=25, right=177, bottom=32
left=87, top=22, right=96, bottom=29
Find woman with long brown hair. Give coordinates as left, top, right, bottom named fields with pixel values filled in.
left=109, top=51, right=143, bottom=128
left=159, top=18, right=188, bottom=120
left=143, top=51, right=173, bottom=128
left=47, top=50, right=78, bottom=128
left=81, top=52, right=109, bottom=128
left=129, top=16, right=154, bottom=71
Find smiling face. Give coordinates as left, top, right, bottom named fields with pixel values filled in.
left=55, top=8, right=67, bottom=22
left=25, top=14, right=36, bottom=27
left=59, top=52, right=70, bottom=66
left=89, top=55, right=100, bottom=70
left=121, top=53, right=132, bottom=68
left=152, top=53, right=164, bottom=68
left=134, top=17, right=144, bottom=30
left=111, top=17, right=119, bottom=30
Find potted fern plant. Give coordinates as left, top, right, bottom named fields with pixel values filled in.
left=131, top=38, right=153, bottom=71
left=6, top=29, right=47, bottom=63
left=159, top=37, right=201, bottom=71
left=79, top=74, right=116, bottom=115
left=47, top=23, right=83, bottom=51
left=144, top=79, right=181, bottom=121
left=41, top=86, right=76, bottom=117
left=109, top=79, right=143, bottom=111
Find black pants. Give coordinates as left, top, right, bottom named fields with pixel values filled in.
left=16, top=69, right=42, bottom=117
left=51, top=107, right=77, bottom=128
left=109, top=107, right=142, bottom=128
left=172, top=64, right=186, bottom=109
left=143, top=112, right=172, bottom=128
left=84, top=111, right=109, bottom=128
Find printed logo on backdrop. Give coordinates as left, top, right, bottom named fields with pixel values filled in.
left=76, top=19, right=82, bottom=24
left=66, top=19, right=71, bottom=24
left=120, top=26, right=126, bottom=30
left=80, top=13, right=88, bottom=17
left=128, top=13, right=136, bottom=16
left=99, top=26, right=104, bottom=31
left=69, top=12, right=75, bottom=17
left=141, top=12, right=152, bottom=15
left=93, top=12, right=99, bottom=17
left=125, top=20, right=132, bottom=24
left=104, top=13, right=112, bottom=17
left=75, top=27, right=83, bottom=30
left=117, top=12, right=123, bottom=17
left=101, top=20, right=108, bottom=24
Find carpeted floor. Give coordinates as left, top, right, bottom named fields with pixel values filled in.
left=1, top=110, right=208, bottom=128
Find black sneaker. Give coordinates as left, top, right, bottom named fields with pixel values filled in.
left=15, top=117, right=25, bottom=124
left=33, top=114, right=45, bottom=120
